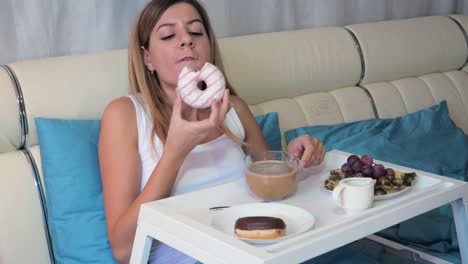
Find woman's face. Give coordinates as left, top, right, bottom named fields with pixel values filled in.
left=144, top=3, right=211, bottom=93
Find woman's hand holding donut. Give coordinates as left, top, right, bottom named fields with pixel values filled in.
left=287, top=134, right=326, bottom=168
left=165, top=89, right=230, bottom=158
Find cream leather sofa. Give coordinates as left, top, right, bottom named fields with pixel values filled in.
left=1, top=15, right=467, bottom=264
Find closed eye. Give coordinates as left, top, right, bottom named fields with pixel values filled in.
left=161, top=34, right=175, bottom=40
left=190, top=32, right=203, bottom=36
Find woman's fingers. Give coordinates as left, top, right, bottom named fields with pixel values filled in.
left=288, top=135, right=326, bottom=168
left=318, top=143, right=326, bottom=164
left=207, top=91, right=230, bottom=128
left=169, top=92, right=231, bottom=147
left=300, top=144, right=314, bottom=168
left=219, top=90, right=230, bottom=118
left=308, top=138, right=326, bottom=167
left=208, top=99, right=220, bottom=127
left=171, top=93, right=183, bottom=121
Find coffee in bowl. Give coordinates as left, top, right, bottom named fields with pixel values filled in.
left=245, top=151, right=298, bottom=201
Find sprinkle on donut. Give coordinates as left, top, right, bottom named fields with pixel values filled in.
left=177, top=62, right=226, bottom=109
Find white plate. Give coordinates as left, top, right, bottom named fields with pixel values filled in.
left=210, top=203, right=315, bottom=245
left=373, top=186, right=411, bottom=201
left=321, top=181, right=411, bottom=201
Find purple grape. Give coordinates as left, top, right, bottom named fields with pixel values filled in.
left=386, top=168, right=395, bottom=177
left=341, top=163, right=352, bottom=174
left=361, top=164, right=373, bottom=177
left=351, top=159, right=362, bottom=172
left=360, top=154, right=374, bottom=166
left=347, top=155, right=360, bottom=164
left=372, top=164, right=385, bottom=178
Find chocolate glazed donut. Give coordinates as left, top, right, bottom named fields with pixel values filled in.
left=235, top=216, right=286, bottom=239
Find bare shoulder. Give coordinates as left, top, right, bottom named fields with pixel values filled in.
left=102, top=96, right=135, bottom=121
left=100, top=96, right=138, bottom=144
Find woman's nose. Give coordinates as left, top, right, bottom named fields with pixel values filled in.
left=180, top=33, right=194, bottom=48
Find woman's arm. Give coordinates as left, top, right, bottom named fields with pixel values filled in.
left=99, top=97, right=183, bottom=263
left=230, top=95, right=325, bottom=167
left=229, top=95, right=269, bottom=155
left=99, top=92, right=231, bottom=263
left=99, top=97, right=143, bottom=262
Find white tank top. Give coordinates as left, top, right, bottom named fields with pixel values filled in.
left=128, top=94, right=246, bottom=263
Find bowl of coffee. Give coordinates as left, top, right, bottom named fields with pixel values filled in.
left=245, top=151, right=298, bottom=201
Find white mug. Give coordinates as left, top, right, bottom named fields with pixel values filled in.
left=332, top=177, right=376, bottom=214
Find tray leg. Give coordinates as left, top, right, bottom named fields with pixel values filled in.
left=130, top=224, right=153, bottom=264
left=451, top=198, right=468, bottom=264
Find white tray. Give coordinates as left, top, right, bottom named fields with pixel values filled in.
left=134, top=150, right=468, bottom=264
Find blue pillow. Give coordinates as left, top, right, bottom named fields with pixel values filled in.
left=285, top=101, right=467, bottom=182
left=285, top=101, right=467, bottom=261
left=35, top=113, right=280, bottom=263
left=35, top=118, right=116, bottom=264
left=255, top=112, right=282, bottom=151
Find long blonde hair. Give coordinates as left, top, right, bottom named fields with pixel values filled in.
left=128, top=0, right=239, bottom=146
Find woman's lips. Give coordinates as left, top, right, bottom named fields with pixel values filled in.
left=177, top=56, right=195, bottom=63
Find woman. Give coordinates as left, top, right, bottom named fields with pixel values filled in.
left=98, top=0, right=326, bottom=263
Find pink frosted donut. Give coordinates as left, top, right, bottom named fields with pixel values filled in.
left=177, top=62, right=226, bottom=109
